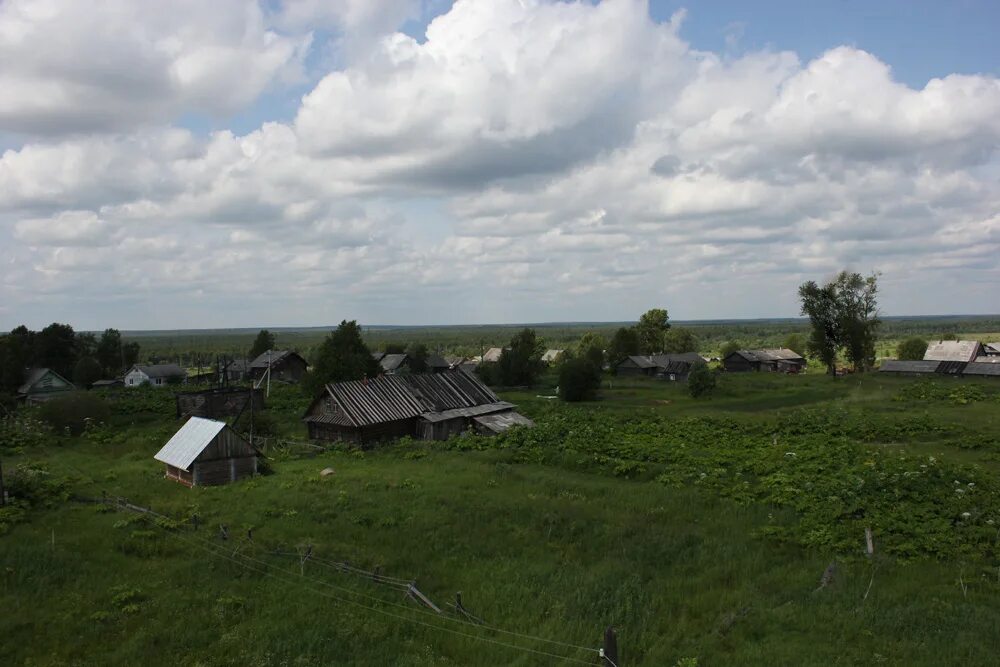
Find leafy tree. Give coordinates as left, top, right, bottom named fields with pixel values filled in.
left=636, top=308, right=671, bottom=354
left=576, top=332, right=606, bottom=370
left=835, top=271, right=880, bottom=371
left=248, top=329, right=276, bottom=360
left=607, top=327, right=640, bottom=369
left=498, top=328, right=545, bottom=386
left=0, top=329, right=32, bottom=392
left=799, top=281, right=841, bottom=376
left=303, top=320, right=380, bottom=395
left=75, top=332, right=97, bottom=359
left=73, top=357, right=103, bottom=388
left=897, top=337, right=928, bottom=361
left=782, top=333, right=806, bottom=356
left=558, top=355, right=601, bottom=402
left=35, top=323, right=78, bottom=379
left=96, top=328, right=123, bottom=375
left=941, top=333, right=957, bottom=341
left=122, top=341, right=141, bottom=368
left=406, top=343, right=429, bottom=373
left=663, top=327, right=698, bottom=354
left=687, top=363, right=717, bottom=398
left=719, top=341, right=742, bottom=360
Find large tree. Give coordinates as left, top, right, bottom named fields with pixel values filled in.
left=304, top=321, right=380, bottom=395
left=0, top=326, right=34, bottom=391
left=248, top=329, right=276, bottom=360
left=662, top=327, right=698, bottom=354
left=798, top=271, right=881, bottom=375
left=607, top=327, right=640, bottom=368
left=635, top=308, right=671, bottom=354
left=799, top=281, right=842, bottom=375
left=35, top=323, right=78, bottom=379
left=406, top=343, right=429, bottom=373
left=96, top=328, right=123, bottom=375
left=576, top=332, right=606, bottom=371
left=498, top=328, right=545, bottom=386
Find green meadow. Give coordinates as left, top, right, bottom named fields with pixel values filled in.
left=2, top=371, right=1000, bottom=666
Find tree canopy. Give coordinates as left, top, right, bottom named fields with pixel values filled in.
left=607, top=327, right=640, bottom=368
left=304, top=320, right=380, bottom=395
left=248, top=329, right=276, bottom=360
left=799, top=271, right=880, bottom=374
left=636, top=308, right=671, bottom=354
left=497, top=328, right=545, bottom=386
left=663, top=327, right=698, bottom=354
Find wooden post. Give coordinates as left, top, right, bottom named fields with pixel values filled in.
left=865, top=527, right=874, bottom=558
left=602, top=626, right=619, bottom=666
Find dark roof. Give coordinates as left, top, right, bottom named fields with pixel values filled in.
left=92, top=379, right=123, bottom=387
left=371, top=352, right=387, bottom=362
left=620, top=353, right=705, bottom=369
left=936, top=361, right=967, bottom=375
left=249, top=350, right=306, bottom=370
left=878, top=360, right=942, bottom=373
left=131, top=363, right=185, bottom=378
left=656, top=360, right=694, bottom=374
left=225, top=359, right=249, bottom=372
left=17, top=367, right=75, bottom=395
left=728, top=349, right=805, bottom=363
left=379, top=353, right=409, bottom=372
left=426, top=354, right=450, bottom=369
left=305, top=369, right=504, bottom=428
left=964, top=362, right=1000, bottom=377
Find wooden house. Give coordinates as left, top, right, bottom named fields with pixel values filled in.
left=223, top=359, right=250, bottom=383
left=154, top=417, right=259, bottom=487
left=175, top=387, right=265, bottom=419
left=249, top=350, right=308, bottom=384
left=124, top=363, right=186, bottom=387
left=616, top=353, right=705, bottom=380
left=723, top=349, right=806, bottom=373
left=17, top=367, right=75, bottom=403
left=303, top=369, right=533, bottom=446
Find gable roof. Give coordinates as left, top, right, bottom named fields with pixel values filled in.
left=249, top=350, right=306, bottom=370
left=17, top=367, right=75, bottom=395
left=878, top=360, right=942, bottom=373
left=379, top=353, right=409, bottom=372
left=154, top=417, right=228, bottom=470
left=924, top=340, right=981, bottom=363
left=728, top=349, right=805, bottom=363
left=129, top=363, right=185, bottom=379
left=305, top=369, right=504, bottom=428
left=541, top=349, right=564, bottom=362
left=620, top=353, right=705, bottom=369
left=985, top=343, right=1000, bottom=355
left=482, top=347, right=505, bottom=363
left=426, top=354, right=450, bottom=369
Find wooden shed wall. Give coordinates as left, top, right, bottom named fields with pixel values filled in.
left=723, top=356, right=758, bottom=372
left=195, top=428, right=257, bottom=463
left=192, top=457, right=257, bottom=486
left=308, top=418, right=414, bottom=447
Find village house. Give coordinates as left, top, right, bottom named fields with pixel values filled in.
left=481, top=347, right=505, bottom=363
left=224, top=359, right=250, bottom=383
left=616, top=353, right=705, bottom=380
left=17, top=367, right=75, bottom=403
left=249, top=349, right=308, bottom=384
left=124, top=363, right=186, bottom=387
left=722, top=349, right=806, bottom=373
left=154, top=417, right=260, bottom=487
left=302, top=369, right=533, bottom=446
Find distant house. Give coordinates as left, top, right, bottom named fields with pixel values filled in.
left=983, top=343, right=1000, bottom=357
left=616, top=353, right=706, bottom=380
left=249, top=350, right=308, bottom=384
left=541, top=349, right=565, bottom=364
left=17, top=368, right=75, bottom=403
left=723, top=349, right=806, bottom=373
left=91, top=379, right=124, bottom=390
left=924, top=340, right=983, bottom=363
left=124, top=363, right=186, bottom=387
left=224, top=359, right=250, bottom=383
left=426, top=354, right=451, bottom=373
left=372, top=352, right=411, bottom=375
left=302, top=369, right=533, bottom=446
left=481, top=347, right=505, bottom=363
left=154, top=417, right=259, bottom=487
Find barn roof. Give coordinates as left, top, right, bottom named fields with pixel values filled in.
left=305, top=369, right=504, bottom=428
left=249, top=350, right=305, bottom=370
left=379, top=353, right=409, bottom=372
left=426, top=354, right=450, bottom=369
left=154, top=417, right=227, bottom=471
left=730, top=349, right=805, bottom=363
left=541, top=349, right=564, bottom=362
left=878, top=360, right=942, bottom=373
left=482, top=347, right=505, bottom=363
left=985, top=343, right=1000, bottom=355
left=621, top=353, right=705, bottom=369
left=924, top=340, right=981, bottom=363
left=964, top=362, right=1000, bottom=377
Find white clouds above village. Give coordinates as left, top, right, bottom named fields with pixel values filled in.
left=1, top=0, right=998, bottom=329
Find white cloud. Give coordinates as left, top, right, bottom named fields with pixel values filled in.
left=0, top=0, right=998, bottom=328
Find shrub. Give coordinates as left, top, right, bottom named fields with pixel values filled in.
left=687, top=364, right=716, bottom=398
left=558, top=357, right=601, bottom=402
left=896, top=337, right=928, bottom=360
left=37, top=393, right=111, bottom=435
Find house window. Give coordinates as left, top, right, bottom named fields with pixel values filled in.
left=155, top=378, right=162, bottom=385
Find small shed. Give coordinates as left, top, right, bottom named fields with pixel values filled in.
left=175, top=387, right=265, bottom=419
left=92, top=379, right=124, bottom=389
left=17, top=368, right=75, bottom=403
left=154, top=417, right=259, bottom=487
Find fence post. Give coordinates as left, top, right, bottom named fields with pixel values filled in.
left=602, top=626, right=619, bottom=666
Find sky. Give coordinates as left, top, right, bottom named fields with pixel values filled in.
left=1, top=0, right=998, bottom=331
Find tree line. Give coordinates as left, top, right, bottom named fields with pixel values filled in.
left=0, top=324, right=140, bottom=393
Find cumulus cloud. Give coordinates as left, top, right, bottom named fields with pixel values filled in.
left=0, top=0, right=998, bottom=328
left=0, top=0, right=310, bottom=136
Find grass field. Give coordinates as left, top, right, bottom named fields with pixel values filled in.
left=2, top=371, right=1000, bottom=665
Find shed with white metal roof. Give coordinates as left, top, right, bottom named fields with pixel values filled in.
left=154, top=417, right=259, bottom=487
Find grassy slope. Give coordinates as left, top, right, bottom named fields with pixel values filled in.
left=2, top=373, right=1000, bottom=666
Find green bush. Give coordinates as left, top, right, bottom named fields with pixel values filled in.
left=558, top=357, right=601, bottom=402
left=687, top=364, right=716, bottom=398
left=896, top=337, right=928, bottom=360
left=36, top=393, right=111, bottom=435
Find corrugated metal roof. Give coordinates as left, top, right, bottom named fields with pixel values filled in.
left=879, top=360, right=942, bottom=373
left=982, top=342, right=1000, bottom=355
left=249, top=350, right=305, bottom=370
left=473, top=412, right=535, bottom=434
left=733, top=349, right=805, bottom=363
left=924, top=340, right=981, bottom=363
left=964, top=362, right=1000, bottom=377
left=154, top=417, right=227, bottom=470
left=421, top=402, right=515, bottom=423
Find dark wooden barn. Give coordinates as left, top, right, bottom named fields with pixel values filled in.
left=616, top=353, right=706, bottom=380
left=723, top=349, right=806, bottom=373
left=175, top=387, right=265, bottom=419
left=249, top=350, right=308, bottom=384
left=303, top=369, right=532, bottom=446
left=154, top=417, right=259, bottom=487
